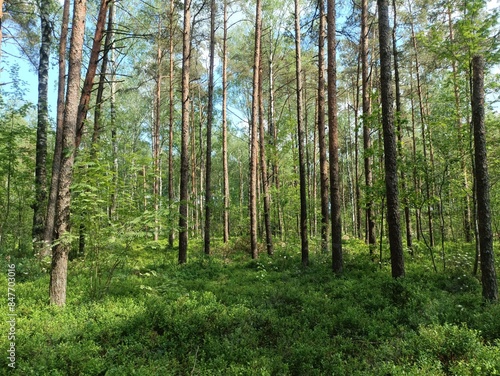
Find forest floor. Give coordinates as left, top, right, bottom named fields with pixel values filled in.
left=1, top=238, right=500, bottom=375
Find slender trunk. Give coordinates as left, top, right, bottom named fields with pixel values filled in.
left=327, top=0, right=343, bottom=273
left=75, top=0, right=110, bottom=149
left=409, top=63, right=421, bottom=242
left=0, top=117, right=14, bottom=249
left=239, top=158, right=244, bottom=233
left=258, top=48, right=273, bottom=257
left=378, top=0, right=404, bottom=278
left=361, top=0, right=376, bottom=251
left=312, top=99, right=318, bottom=237
left=222, top=0, right=230, bottom=243
left=33, top=0, right=52, bottom=252
left=75, top=0, right=109, bottom=256
left=143, top=165, right=148, bottom=211
left=392, top=0, right=412, bottom=251
left=108, top=2, right=117, bottom=221
left=409, top=2, right=433, bottom=247
left=50, top=0, right=87, bottom=306
left=268, top=37, right=284, bottom=240
left=447, top=8, right=472, bottom=243
left=43, top=0, right=70, bottom=256
left=91, top=4, right=114, bottom=155
left=317, top=0, right=329, bottom=252
left=178, top=0, right=191, bottom=264
left=190, top=101, right=198, bottom=238
left=354, top=53, right=362, bottom=240
left=249, top=0, right=262, bottom=259
left=168, top=0, right=175, bottom=248
left=196, top=95, right=203, bottom=237
left=379, top=197, right=385, bottom=268
left=295, top=0, right=308, bottom=266
left=472, top=55, right=498, bottom=301
left=153, top=20, right=162, bottom=242
left=204, top=0, right=216, bottom=255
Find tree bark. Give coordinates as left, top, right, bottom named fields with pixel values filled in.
left=249, top=0, right=262, bottom=259
left=75, top=0, right=110, bottom=150
left=447, top=7, right=472, bottom=243
left=222, top=0, right=230, bottom=244
left=472, top=55, right=498, bottom=301
left=43, top=0, right=70, bottom=257
left=259, top=41, right=273, bottom=257
left=361, top=0, right=376, bottom=252
left=32, top=0, right=52, bottom=253
left=108, top=1, right=117, bottom=221
left=268, top=36, right=284, bottom=240
left=327, top=0, right=343, bottom=273
left=50, top=0, right=87, bottom=306
left=378, top=0, right=404, bottom=278
left=204, top=0, right=216, bottom=255
left=392, top=0, right=412, bottom=251
left=167, top=0, right=175, bottom=248
left=153, top=18, right=163, bottom=242
left=317, top=0, right=329, bottom=252
left=178, top=0, right=192, bottom=264
left=295, top=0, right=308, bottom=266
left=408, top=63, right=421, bottom=242
left=91, top=4, right=114, bottom=155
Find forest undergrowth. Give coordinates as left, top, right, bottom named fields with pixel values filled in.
left=1, top=238, right=500, bottom=375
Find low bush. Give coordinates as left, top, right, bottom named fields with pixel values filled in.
left=1, top=239, right=499, bottom=375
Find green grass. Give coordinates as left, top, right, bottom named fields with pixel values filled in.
left=1, top=239, right=500, bottom=375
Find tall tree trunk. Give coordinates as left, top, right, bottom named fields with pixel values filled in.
left=43, top=0, right=70, bottom=257
left=167, top=0, right=175, bottom=248
left=222, top=0, right=230, bottom=243
left=249, top=0, right=262, bottom=259
left=327, top=0, right=343, bottom=273
left=354, top=54, right=362, bottom=240
left=259, top=44, right=273, bottom=257
left=312, top=98, right=318, bottom=237
left=196, top=93, right=203, bottom=238
left=472, top=55, right=498, bottom=301
left=392, top=0, right=412, bottom=251
left=190, top=100, right=198, bottom=238
left=178, top=0, right=192, bottom=264
left=361, top=0, right=376, bottom=252
left=409, top=63, right=421, bottom=242
left=268, top=36, right=284, bottom=240
left=295, top=0, right=308, bottom=266
left=91, top=4, right=114, bottom=155
left=378, top=0, right=404, bottom=278
left=153, top=19, right=163, bottom=242
left=204, top=0, right=216, bottom=255
left=74, top=0, right=109, bottom=257
left=50, top=0, right=87, bottom=306
left=317, top=0, right=329, bottom=252
left=108, top=1, right=117, bottom=221
left=32, top=0, right=52, bottom=253
left=447, top=7, right=472, bottom=243
left=408, top=2, right=433, bottom=247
